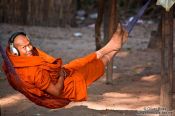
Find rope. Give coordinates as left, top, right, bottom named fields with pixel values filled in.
left=0, top=38, right=47, bottom=106
left=0, top=40, right=23, bottom=91
left=125, top=0, right=152, bottom=34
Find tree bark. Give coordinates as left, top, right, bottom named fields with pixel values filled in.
left=147, top=20, right=162, bottom=49
left=103, top=0, right=118, bottom=84
left=95, top=0, right=104, bottom=50
left=160, top=7, right=174, bottom=110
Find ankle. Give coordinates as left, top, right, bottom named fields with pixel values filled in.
left=96, top=51, right=103, bottom=59
left=104, top=55, right=110, bottom=63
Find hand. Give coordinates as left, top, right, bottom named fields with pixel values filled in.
left=59, top=68, right=68, bottom=79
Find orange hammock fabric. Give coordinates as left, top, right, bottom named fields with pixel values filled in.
left=1, top=45, right=104, bottom=108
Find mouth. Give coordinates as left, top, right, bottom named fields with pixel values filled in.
left=27, top=51, right=33, bottom=56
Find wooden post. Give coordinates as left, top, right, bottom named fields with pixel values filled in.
left=95, top=0, right=104, bottom=50
left=103, top=0, right=118, bottom=84
left=160, top=7, right=174, bottom=110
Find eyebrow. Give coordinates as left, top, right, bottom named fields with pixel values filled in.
left=16, top=41, right=31, bottom=47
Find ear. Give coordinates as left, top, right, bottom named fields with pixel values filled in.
left=11, top=47, right=19, bottom=56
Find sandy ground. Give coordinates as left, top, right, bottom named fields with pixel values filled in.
left=0, top=21, right=175, bottom=116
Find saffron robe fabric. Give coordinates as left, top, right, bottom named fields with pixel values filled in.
left=2, top=47, right=104, bottom=108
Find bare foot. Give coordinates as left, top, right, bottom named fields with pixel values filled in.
left=96, top=24, right=128, bottom=59
left=111, top=23, right=128, bottom=49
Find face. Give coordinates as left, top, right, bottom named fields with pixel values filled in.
left=13, top=35, right=34, bottom=56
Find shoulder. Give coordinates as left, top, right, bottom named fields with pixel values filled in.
left=15, top=66, right=40, bottom=84
left=17, top=66, right=51, bottom=95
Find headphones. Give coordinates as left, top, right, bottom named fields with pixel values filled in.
left=8, top=32, right=30, bottom=56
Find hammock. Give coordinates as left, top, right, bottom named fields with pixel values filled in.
left=0, top=38, right=51, bottom=107
left=0, top=0, right=152, bottom=94
left=126, top=0, right=151, bottom=34
left=0, top=40, right=23, bottom=92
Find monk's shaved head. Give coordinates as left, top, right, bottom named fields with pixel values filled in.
left=14, top=35, right=29, bottom=47
left=13, top=35, right=34, bottom=56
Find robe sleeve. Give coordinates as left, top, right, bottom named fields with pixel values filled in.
left=34, top=69, right=51, bottom=90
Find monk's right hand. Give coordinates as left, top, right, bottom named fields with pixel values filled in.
left=59, top=68, right=68, bottom=79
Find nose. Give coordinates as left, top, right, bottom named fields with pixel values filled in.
left=26, top=45, right=32, bottom=51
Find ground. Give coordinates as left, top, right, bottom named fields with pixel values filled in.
left=0, top=21, right=175, bottom=116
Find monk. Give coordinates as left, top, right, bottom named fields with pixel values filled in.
left=2, top=24, right=128, bottom=108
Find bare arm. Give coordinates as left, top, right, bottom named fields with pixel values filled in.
left=45, top=69, right=65, bottom=97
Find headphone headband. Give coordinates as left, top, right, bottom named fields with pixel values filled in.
left=9, top=32, right=27, bottom=44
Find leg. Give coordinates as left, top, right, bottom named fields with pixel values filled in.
left=77, top=50, right=118, bottom=86
left=96, top=24, right=128, bottom=66
left=100, top=51, right=117, bottom=66
left=77, top=58, right=105, bottom=86
left=96, top=24, right=128, bottom=59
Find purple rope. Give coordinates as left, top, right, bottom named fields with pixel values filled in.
left=0, top=42, right=15, bottom=74
left=126, top=0, right=152, bottom=34
left=0, top=41, right=22, bottom=91
left=0, top=40, right=50, bottom=104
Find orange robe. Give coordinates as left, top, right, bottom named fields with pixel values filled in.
left=2, top=47, right=104, bottom=109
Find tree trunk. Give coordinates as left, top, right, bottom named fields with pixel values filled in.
left=103, top=0, right=118, bottom=84
left=0, top=0, right=76, bottom=27
left=147, top=20, right=162, bottom=49
left=160, top=7, right=174, bottom=110
left=95, top=0, right=104, bottom=50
